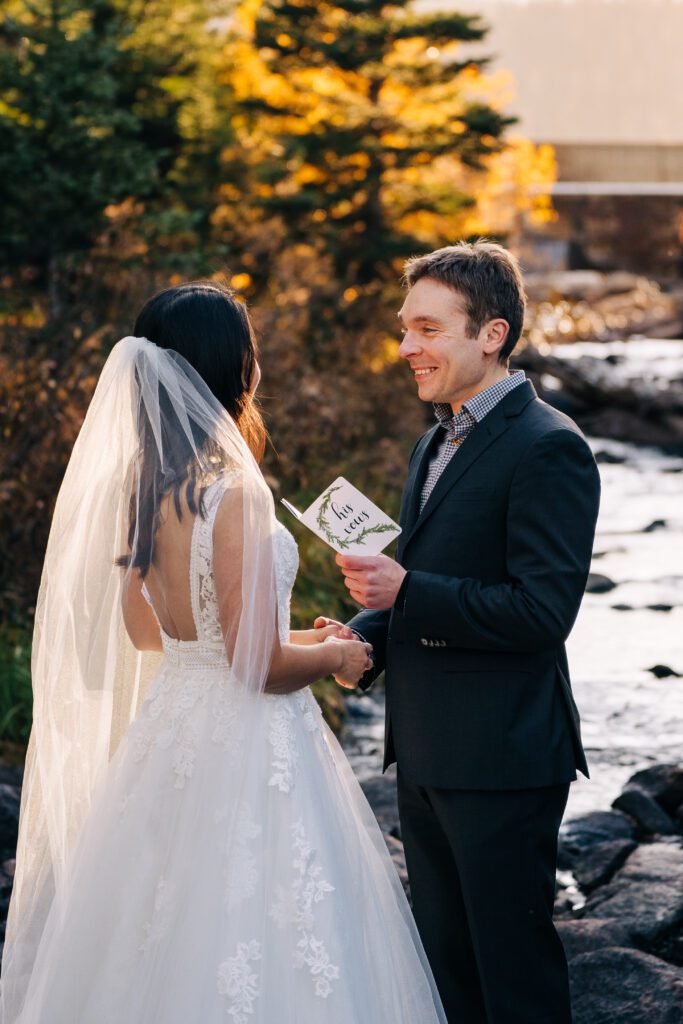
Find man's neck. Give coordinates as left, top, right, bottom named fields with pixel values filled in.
left=449, top=366, right=510, bottom=415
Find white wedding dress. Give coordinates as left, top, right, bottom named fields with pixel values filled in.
left=13, top=477, right=445, bottom=1023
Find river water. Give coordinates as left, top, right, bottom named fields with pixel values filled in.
left=342, top=339, right=683, bottom=823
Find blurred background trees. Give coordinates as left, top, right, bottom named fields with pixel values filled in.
left=0, top=0, right=555, bottom=739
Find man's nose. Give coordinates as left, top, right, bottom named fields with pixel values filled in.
left=398, top=332, right=421, bottom=360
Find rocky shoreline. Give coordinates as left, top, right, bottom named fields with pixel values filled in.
left=360, top=763, right=683, bottom=1023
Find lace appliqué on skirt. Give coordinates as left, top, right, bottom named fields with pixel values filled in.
left=270, top=819, right=339, bottom=1000
left=222, top=802, right=262, bottom=910
left=217, top=940, right=262, bottom=1023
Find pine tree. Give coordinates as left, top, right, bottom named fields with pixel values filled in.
left=225, top=0, right=515, bottom=283
left=0, top=0, right=208, bottom=317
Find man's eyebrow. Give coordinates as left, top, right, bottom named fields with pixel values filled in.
left=396, top=312, right=444, bottom=325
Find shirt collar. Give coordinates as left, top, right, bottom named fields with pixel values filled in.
left=433, top=370, right=526, bottom=429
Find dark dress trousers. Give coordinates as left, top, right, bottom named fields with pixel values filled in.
left=349, top=381, right=601, bottom=1024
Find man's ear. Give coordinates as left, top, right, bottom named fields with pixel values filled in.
left=481, top=318, right=509, bottom=358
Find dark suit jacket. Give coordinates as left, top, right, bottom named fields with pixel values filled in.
left=348, top=381, right=601, bottom=791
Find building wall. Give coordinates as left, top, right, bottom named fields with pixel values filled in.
left=419, top=0, right=683, bottom=273
left=423, top=0, right=683, bottom=153
left=552, top=144, right=683, bottom=185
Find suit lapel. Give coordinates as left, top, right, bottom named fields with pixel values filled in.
left=399, top=425, right=440, bottom=537
left=400, top=380, right=537, bottom=553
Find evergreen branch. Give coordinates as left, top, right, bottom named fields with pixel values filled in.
left=315, top=485, right=351, bottom=549
left=348, top=521, right=399, bottom=547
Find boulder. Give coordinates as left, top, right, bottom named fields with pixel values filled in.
left=612, top=787, right=677, bottom=836
left=384, top=834, right=410, bottom=900
left=573, top=838, right=637, bottom=892
left=585, top=573, right=617, bottom=594
left=625, top=764, right=683, bottom=813
left=360, top=765, right=400, bottom=838
left=558, top=811, right=635, bottom=870
left=581, top=842, right=683, bottom=946
left=0, top=784, right=20, bottom=851
left=569, top=948, right=683, bottom=1024
left=647, top=664, right=682, bottom=679
left=594, top=449, right=627, bottom=465
left=345, top=698, right=378, bottom=720
left=0, top=859, right=15, bottom=895
left=557, top=919, right=636, bottom=960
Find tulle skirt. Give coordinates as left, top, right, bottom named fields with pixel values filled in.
left=9, top=657, right=445, bottom=1023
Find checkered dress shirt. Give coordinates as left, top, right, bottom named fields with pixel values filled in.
left=419, top=370, right=526, bottom=512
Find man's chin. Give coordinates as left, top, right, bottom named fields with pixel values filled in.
left=417, top=383, right=445, bottom=404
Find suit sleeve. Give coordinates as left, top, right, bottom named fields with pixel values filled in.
left=401, top=429, right=601, bottom=652
left=345, top=608, right=390, bottom=691
left=343, top=431, right=427, bottom=689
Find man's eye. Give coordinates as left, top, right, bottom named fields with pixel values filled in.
left=422, top=327, right=437, bottom=334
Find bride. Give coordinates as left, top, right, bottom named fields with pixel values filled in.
left=0, top=281, right=446, bottom=1023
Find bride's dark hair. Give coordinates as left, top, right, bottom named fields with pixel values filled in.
left=134, top=280, right=266, bottom=462
left=117, top=280, right=267, bottom=572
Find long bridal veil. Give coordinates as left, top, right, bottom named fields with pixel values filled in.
left=0, top=336, right=279, bottom=1020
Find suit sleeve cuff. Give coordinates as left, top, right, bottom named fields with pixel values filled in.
left=394, top=570, right=411, bottom=614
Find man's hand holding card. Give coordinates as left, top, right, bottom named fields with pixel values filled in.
left=282, top=476, right=404, bottom=610
left=335, top=552, right=406, bottom=610
left=283, top=477, right=403, bottom=684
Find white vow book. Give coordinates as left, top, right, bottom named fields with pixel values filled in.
left=281, top=476, right=401, bottom=555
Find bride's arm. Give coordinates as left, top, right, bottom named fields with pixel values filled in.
left=121, top=570, right=163, bottom=652
left=213, top=487, right=370, bottom=693
left=289, top=625, right=352, bottom=645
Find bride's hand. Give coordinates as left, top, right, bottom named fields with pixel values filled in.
left=312, top=618, right=354, bottom=642
left=324, top=636, right=373, bottom=690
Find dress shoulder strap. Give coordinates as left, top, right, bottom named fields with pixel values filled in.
left=189, top=474, right=234, bottom=643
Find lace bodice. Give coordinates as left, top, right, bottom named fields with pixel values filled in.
left=142, top=475, right=299, bottom=668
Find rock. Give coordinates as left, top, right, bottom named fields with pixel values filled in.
left=0, top=859, right=15, bottom=895
left=648, top=664, right=681, bottom=679
left=384, top=834, right=410, bottom=900
left=651, top=929, right=683, bottom=967
left=360, top=766, right=400, bottom=838
left=0, top=766, right=24, bottom=789
left=573, top=838, right=638, bottom=892
left=643, top=519, right=667, bottom=533
left=554, top=893, right=576, bottom=918
left=557, top=919, right=636, bottom=960
left=514, top=335, right=683, bottom=447
left=585, top=573, right=617, bottom=594
left=581, top=842, right=683, bottom=946
left=612, top=787, right=678, bottom=835
left=594, top=450, right=627, bottom=464
left=569, top=948, right=683, bottom=1024
left=345, top=697, right=378, bottom=720
left=0, top=785, right=20, bottom=850
left=625, top=764, right=683, bottom=813
left=558, top=811, right=635, bottom=870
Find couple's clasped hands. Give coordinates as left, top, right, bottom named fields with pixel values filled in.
left=312, top=553, right=407, bottom=688
left=311, top=618, right=371, bottom=689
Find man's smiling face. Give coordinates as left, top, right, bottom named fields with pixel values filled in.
left=397, top=277, right=491, bottom=411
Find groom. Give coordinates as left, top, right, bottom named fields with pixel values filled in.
left=316, top=241, right=601, bottom=1023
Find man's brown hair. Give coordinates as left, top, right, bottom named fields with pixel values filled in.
left=403, top=240, right=526, bottom=364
